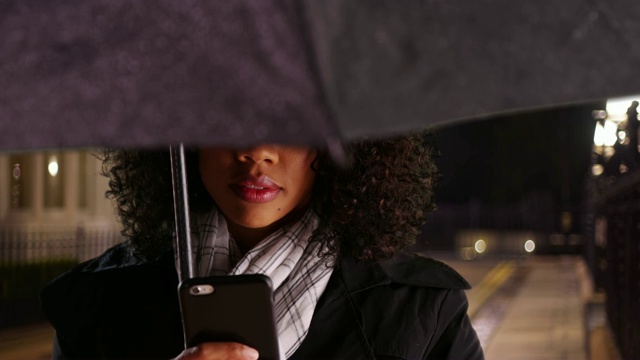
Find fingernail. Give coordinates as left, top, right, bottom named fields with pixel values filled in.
left=244, top=347, right=259, bottom=359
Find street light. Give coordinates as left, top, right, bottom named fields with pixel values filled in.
left=591, top=95, right=640, bottom=177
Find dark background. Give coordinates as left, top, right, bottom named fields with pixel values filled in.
left=414, top=101, right=607, bottom=252
left=433, top=101, right=605, bottom=207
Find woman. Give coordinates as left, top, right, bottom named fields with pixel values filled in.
left=41, top=134, right=483, bottom=359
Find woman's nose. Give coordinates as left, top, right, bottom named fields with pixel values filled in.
left=235, top=145, right=279, bottom=165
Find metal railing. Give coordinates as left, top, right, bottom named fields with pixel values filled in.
left=589, top=172, right=640, bottom=359
left=584, top=101, right=640, bottom=359
left=0, top=223, right=122, bottom=329
left=0, top=223, right=122, bottom=265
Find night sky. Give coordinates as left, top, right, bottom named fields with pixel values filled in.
left=432, top=101, right=606, bottom=208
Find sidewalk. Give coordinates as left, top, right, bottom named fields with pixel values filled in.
left=0, top=323, right=53, bottom=360
left=480, top=256, right=589, bottom=360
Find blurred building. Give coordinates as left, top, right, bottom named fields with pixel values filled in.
left=0, top=150, right=120, bottom=263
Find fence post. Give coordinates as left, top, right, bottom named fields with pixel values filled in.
left=76, top=224, right=85, bottom=262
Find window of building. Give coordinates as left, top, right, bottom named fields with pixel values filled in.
left=8, top=154, right=31, bottom=209
left=44, top=152, right=64, bottom=208
left=78, top=151, right=88, bottom=209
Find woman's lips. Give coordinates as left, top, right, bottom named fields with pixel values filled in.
left=230, top=176, right=281, bottom=203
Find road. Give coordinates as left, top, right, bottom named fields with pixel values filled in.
left=426, top=251, right=506, bottom=287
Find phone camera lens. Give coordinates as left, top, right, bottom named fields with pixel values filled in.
left=189, top=284, right=214, bottom=296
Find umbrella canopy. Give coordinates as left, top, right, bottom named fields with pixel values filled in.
left=1, top=1, right=334, bottom=150
left=308, top=0, right=640, bottom=139
left=2, top=0, right=640, bottom=151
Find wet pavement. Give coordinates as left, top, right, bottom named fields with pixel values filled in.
left=469, top=262, right=529, bottom=350
left=480, top=257, right=587, bottom=359
left=0, top=323, right=53, bottom=360
left=439, top=254, right=617, bottom=360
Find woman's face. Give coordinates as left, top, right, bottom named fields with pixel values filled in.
left=199, top=145, right=317, bottom=233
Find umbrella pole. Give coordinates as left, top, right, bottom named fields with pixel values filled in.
left=170, top=143, right=194, bottom=283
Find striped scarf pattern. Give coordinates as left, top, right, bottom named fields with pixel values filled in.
left=190, top=208, right=334, bottom=358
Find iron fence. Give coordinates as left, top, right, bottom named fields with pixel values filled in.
left=0, top=224, right=122, bottom=265
left=585, top=101, right=640, bottom=359
left=0, top=223, right=122, bottom=329
left=591, top=172, right=640, bottom=359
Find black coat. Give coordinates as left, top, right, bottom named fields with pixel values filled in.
left=41, top=243, right=484, bottom=359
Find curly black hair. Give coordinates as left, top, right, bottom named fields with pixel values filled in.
left=102, top=133, right=439, bottom=262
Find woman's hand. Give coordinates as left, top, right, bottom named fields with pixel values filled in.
left=173, top=342, right=259, bottom=360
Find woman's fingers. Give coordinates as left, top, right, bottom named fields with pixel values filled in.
left=173, top=342, right=259, bottom=360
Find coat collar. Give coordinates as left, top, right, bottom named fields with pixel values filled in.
left=75, top=243, right=471, bottom=293
left=339, top=251, right=471, bottom=294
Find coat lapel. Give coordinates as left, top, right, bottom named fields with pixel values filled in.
left=291, top=252, right=472, bottom=359
left=290, top=258, right=391, bottom=359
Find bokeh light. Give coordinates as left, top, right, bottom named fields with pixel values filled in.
left=475, top=239, right=487, bottom=254
left=48, top=158, right=59, bottom=177
left=524, top=240, right=535, bottom=253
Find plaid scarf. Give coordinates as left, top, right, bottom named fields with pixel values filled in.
left=190, top=207, right=334, bottom=358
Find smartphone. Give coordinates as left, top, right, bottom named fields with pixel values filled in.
left=178, top=274, right=280, bottom=360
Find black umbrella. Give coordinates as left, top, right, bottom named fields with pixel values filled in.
left=3, top=0, right=640, bottom=151
left=2, top=1, right=639, bottom=278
